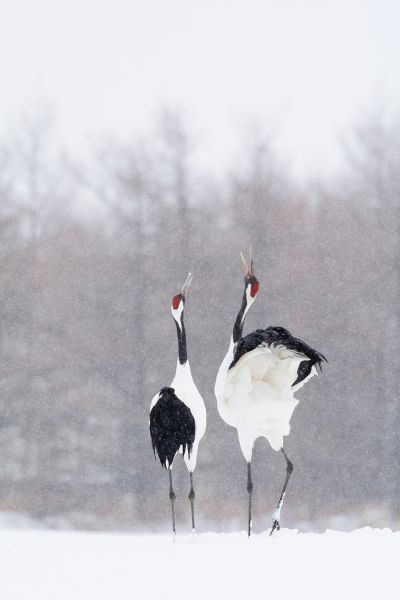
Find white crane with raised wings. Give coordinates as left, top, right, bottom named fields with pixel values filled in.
left=215, top=252, right=326, bottom=536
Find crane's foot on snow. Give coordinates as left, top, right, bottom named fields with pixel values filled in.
left=270, top=518, right=280, bottom=536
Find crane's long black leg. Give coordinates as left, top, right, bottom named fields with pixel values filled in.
left=188, top=471, right=195, bottom=532
left=270, top=448, right=293, bottom=536
left=247, top=461, right=253, bottom=537
left=168, top=469, right=176, bottom=538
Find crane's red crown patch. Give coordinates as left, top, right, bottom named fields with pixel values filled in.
left=172, top=294, right=182, bottom=309
left=251, top=281, right=259, bottom=297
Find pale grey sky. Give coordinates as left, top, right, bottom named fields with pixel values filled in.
left=0, top=0, right=399, bottom=177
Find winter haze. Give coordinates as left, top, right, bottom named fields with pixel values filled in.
left=0, top=0, right=399, bottom=536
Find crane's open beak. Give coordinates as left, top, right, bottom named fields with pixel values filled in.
left=180, top=272, right=193, bottom=297
left=240, top=247, right=254, bottom=276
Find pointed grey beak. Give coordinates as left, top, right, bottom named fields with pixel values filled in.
left=180, top=272, right=193, bottom=296
left=240, top=252, right=250, bottom=274
left=240, top=250, right=254, bottom=276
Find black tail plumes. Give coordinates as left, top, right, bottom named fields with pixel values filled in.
left=150, top=387, right=195, bottom=469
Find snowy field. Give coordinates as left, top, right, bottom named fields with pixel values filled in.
left=0, top=527, right=398, bottom=600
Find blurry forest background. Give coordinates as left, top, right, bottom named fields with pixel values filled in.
left=0, top=107, right=399, bottom=533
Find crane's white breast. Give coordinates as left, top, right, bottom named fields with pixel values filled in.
left=171, top=362, right=206, bottom=443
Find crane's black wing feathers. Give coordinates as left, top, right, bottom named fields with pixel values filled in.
left=149, top=387, right=195, bottom=469
left=229, top=326, right=327, bottom=387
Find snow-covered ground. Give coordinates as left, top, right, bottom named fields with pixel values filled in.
left=0, top=528, right=398, bottom=600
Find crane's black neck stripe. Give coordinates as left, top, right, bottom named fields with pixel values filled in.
left=175, top=316, right=187, bottom=364
left=233, top=291, right=247, bottom=343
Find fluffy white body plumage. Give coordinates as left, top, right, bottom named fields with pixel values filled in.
left=215, top=338, right=317, bottom=461
left=171, top=361, right=206, bottom=470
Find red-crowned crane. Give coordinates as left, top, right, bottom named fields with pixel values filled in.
left=150, top=273, right=206, bottom=537
left=215, top=252, right=326, bottom=536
